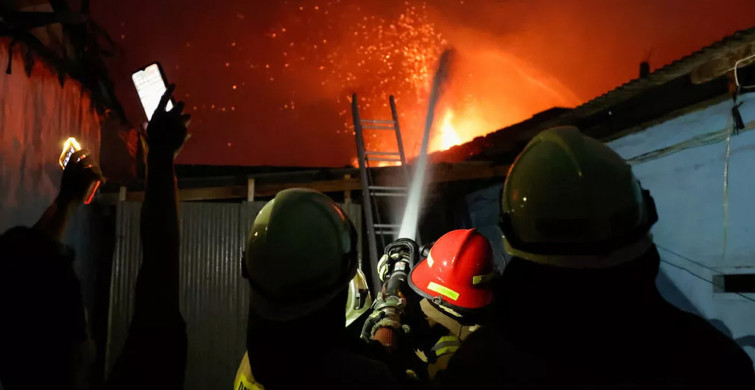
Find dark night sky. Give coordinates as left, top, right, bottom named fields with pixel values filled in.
left=91, top=0, right=755, bottom=167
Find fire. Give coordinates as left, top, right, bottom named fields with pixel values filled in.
left=438, top=111, right=461, bottom=150
left=430, top=109, right=482, bottom=152
left=261, top=1, right=581, bottom=165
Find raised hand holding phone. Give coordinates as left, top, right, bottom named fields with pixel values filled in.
left=132, top=62, right=174, bottom=121
left=59, top=149, right=104, bottom=206
left=143, top=84, right=191, bottom=160
left=58, top=139, right=103, bottom=205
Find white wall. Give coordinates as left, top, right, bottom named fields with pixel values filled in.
left=465, top=184, right=509, bottom=273
left=608, top=93, right=755, bottom=364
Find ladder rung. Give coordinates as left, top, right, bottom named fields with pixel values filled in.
left=374, top=224, right=400, bottom=228
left=361, top=119, right=395, bottom=124
left=368, top=186, right=406, bottom=191
left=376, top=230, right=399, bottom=235
left=370, top=192, right=407, bottom=197
left=362, top=125, right=396, bottom=130
left=365, top=151, right=400, bottom=156
left=367, top=157, right=402, bottom=162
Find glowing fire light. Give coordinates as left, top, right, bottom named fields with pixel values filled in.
left=59, top=137, right=82, bottom=169
left=236, top=1, right=581, bottom=165
left=438, top=111, right=461, bottom=150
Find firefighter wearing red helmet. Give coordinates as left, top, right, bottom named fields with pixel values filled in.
left=408, top=228, right=496, bottom=380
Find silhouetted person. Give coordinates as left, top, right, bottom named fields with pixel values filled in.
left=239, top=189, right=399, bottom=390
left=438, top=127, right=755, bottom=389
left=0, top=149, right=103, bottom=389
left=106, top=85, right=191, bottom=389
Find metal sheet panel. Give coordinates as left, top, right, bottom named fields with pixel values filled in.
left=179, top=202, right=249, bottom=389
left=106, top=201, right=142, bottom=374
left=108, top=202, right=253, bottom=389
left=108, top=200, right=359, bottom=388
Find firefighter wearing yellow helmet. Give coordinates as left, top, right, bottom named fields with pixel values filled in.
left=235, top=189, right=396, bottom=390
left=436, top=127, right=755, bottom=389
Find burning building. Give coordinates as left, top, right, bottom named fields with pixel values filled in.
left=2, top=0, right=755, bottom=388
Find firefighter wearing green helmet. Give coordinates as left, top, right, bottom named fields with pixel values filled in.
left=234, top=189, right=397, bottom=390
left=437, top=127, right=755, bottom=389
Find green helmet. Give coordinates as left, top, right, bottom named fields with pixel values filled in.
left=500, top=126, right=657, bottom=269
left=244, top=188, right=358, bottom=321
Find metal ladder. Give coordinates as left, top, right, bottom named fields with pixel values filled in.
left=351, top=93, right=408, bottom=292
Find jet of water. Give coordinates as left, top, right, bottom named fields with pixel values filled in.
left=398, top=49, right=454, bottom=239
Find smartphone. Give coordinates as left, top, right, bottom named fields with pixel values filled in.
left=59, top=137, right=82, bottom=169
left=59, top=137, right=101, bottom=205
left=132, top=62, right=173, bottom=121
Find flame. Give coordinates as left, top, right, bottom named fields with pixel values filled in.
left=438, top=111, right=462, bottom=150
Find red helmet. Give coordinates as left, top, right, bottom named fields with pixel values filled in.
left=409, top=229, right=495, bottom=311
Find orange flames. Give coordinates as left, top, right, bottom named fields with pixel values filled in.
left=436, top=110, right=461, bottom=151
left=428, top=105, right=510, bottom=153
left=258, top=1, right=581, bottom=164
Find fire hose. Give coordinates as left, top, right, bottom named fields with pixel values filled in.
left=361, top=238, right=418, bottom=350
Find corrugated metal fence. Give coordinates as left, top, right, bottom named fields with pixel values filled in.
left=107, top=200, right=361, bottom=389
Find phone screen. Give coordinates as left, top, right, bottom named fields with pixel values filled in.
left=132, top=63, right=173, bottom=121
left=59, top=137, right=82, bottom=169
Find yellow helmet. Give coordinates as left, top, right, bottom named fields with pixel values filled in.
left=500, top=126, right=657, bottom=269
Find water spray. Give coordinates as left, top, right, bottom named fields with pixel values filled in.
left=398, top=49, right=454, bottom=240
left=363, top=51, right=454, bottom=349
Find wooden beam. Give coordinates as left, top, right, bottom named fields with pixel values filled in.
left=100, top=185, right=247, bottom=203
left=690, top=43, right=755, bottom=84
left=344, top=174, right=352, bottom=203
left=99, top=161, right=508, bottom=204
left=254, top=177, right=362, bottom=197
left=180, top=186, right=248, bottom=201
left=247, top=178, right=255, bottom=202
left=373, top=161, right=509, bottom=187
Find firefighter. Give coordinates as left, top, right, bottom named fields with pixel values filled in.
left=238, top=189, right=398, bottom=390
left=437, top=126, right=755, bottom=389
left=407, top=228, right=496, bottom=380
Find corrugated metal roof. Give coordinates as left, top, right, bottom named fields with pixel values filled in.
left=573, top=27, right=755, bottom=118
left=107, top=200, right=362, bottom=389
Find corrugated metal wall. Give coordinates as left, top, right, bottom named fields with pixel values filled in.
left=107, top=200, right=362, bottom=389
